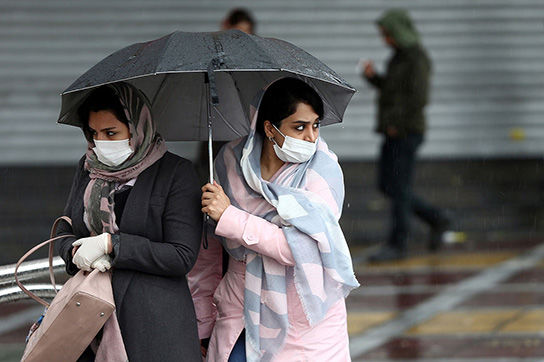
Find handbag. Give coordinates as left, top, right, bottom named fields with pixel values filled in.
left=15, top=216, right=116, bottom=362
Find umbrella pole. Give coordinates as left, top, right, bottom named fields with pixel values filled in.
left=205, top=73, right=214, bottom=184
left=208, top=123, right=213, bottom=184
left=203, top=112, right=212, bottom=250
left=203, top=73, right=214, bottom=249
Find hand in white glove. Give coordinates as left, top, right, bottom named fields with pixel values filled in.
left=72, top=233, right=110, bottom=271
left=91, top=254, right=112, bottom=272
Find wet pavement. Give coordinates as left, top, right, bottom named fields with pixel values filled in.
left=1, top=236, right=544, bottom=361
left=347, top=236, right=544, bottom=361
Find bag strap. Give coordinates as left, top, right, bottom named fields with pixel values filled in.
left=48, top=216, right=73, bottom=292
left=15, top=216, right=75, bottom=307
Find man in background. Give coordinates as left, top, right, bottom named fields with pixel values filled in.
left=362, top=9, right=451, bottom=262
left=221, top=7, right=256, bottom=34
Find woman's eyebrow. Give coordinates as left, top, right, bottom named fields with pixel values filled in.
left=99, top=126, right=117, bottom=132
left=292, top=118, right=320, bottom=124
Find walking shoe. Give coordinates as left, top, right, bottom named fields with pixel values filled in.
left=368, top=246, right=406, bottom=262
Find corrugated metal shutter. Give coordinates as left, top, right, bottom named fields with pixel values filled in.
left=1, top=0, right=543, bottom=164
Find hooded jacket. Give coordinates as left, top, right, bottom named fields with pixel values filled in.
left=365, top=9, right=431, bottom=137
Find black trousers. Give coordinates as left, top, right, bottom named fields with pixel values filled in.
left=378, top=133, right=445, bottom=249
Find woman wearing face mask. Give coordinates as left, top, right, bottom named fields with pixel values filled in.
left=189, top=77, right=359, bottom=361
left=54, top=83, right=202, bottom=362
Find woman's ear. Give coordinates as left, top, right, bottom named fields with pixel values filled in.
left=263, top=120, right=275, bottom=139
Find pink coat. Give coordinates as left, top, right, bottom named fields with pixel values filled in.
left=188, top=203, right=351, bottom=361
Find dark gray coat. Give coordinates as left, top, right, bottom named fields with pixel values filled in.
left=56, top=152, right=202, bottom=362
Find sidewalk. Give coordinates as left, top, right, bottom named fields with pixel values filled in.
left=348, top=235, right=544, bottom=361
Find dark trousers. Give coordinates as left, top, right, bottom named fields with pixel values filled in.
left=228, top=330, right=246, bottom=362
left=378, top=134, right=445, bottom=249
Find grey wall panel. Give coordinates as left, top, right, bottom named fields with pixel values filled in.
left=0, top=0, right=542, bottom=164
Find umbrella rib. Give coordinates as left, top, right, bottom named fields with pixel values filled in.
left=246, top=35, right=281, bottom=69
left=155, top=32, right=175, bottom=74
left=241, top=34, right=356, bottom=92
left=150, top=75, right=169, bottom=107
left=212, top=104, right=244, bottom=139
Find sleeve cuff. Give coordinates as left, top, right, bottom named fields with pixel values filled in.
left=215, top=205, right=249, bottom=241
left=65, top=249, right=79, bottom=275
left=215, top=205, right=266, bottom=247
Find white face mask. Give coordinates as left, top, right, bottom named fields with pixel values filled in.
left=270, top=124, right=317, bottom=163
left=92, top=139, right=133, bottom=167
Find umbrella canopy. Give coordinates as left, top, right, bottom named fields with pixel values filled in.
left=58, top=29, right=356, bottom=141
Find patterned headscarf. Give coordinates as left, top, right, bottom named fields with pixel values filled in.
left=82, top=82, right=167, bottom=235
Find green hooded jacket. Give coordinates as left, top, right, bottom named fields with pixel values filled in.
left=365, top=9, right=431, bottom=137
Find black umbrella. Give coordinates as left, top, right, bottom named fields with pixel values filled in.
left=58, top=29, right=356, bottom=182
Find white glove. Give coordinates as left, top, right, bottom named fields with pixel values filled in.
left=91, top=254, right=112, bottom=272
left=72, top=233, right=110, bottom=271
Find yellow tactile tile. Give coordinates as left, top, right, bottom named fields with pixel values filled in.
left=347, top=311, right=396, bottom=336
left=362, top=252, right=516, bottom=270
left=500, top=308, right=544, bottom=333
left=406, top=309, right=520, bottom=335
